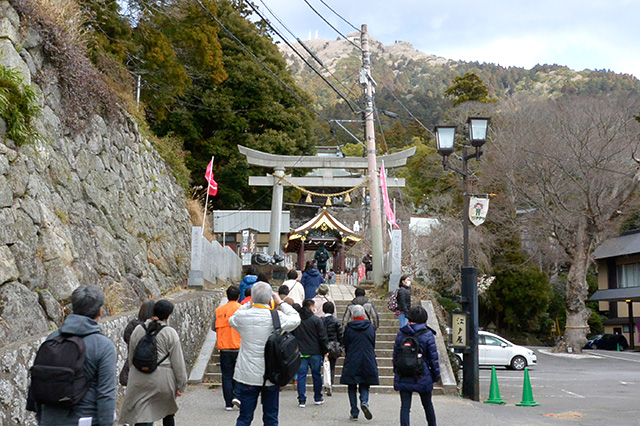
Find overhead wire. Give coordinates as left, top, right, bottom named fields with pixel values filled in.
left=191, top=0, right=331, bottom=123
left=317, top=0, right=360, bottom=32
left=246, top=1, right=358, bottom=113
left=303, top=0, right=362, bottom=51
left=256, top=0, right=361, bottom=103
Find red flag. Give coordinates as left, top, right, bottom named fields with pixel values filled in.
left=380, top=162, right=400, bottom=229
left=204, top=159, right=218, bottom=196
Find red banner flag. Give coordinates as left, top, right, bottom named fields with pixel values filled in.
left=380, top=162, right=400, bottom=229
left=205, top=159, right=218, bottom=196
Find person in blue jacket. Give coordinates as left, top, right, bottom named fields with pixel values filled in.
left=238, top=266, right=258, bottom=303
left=393, top=306, right=440, bottom=426
left=301, top=261, right=324, bottom=300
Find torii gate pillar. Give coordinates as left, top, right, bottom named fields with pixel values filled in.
left=268, top=167, right=285, bottom=255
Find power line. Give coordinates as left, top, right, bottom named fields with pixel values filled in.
left=303, top=0, right=362, bottom=51
left=246, top=1, right=358, bottom=113
left=317, top=0, right=360, bottom=32
left=386, top=89, right=435, bottom=137
left=191, top=0, right=331, bottom=123
left=256, top=0, right=361, bottom=103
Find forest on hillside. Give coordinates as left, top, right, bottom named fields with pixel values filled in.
left=11, top=0, right=640, bottom=350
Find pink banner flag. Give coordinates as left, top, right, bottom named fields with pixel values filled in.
left=380, top=162, right=400, bottom=229
left=204, top=159, right=218, bottom=196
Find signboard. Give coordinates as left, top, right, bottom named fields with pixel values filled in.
left=452, top=311, right=468, bottom=349
left=241, top=228, right=258, bottom=266
left=469, top=196, right=489, bottom=226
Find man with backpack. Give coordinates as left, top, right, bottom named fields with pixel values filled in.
left=229, top=282, right=300, bottom=426
left=393, top=306, right=440, bottom=426
left=27, top=285, right=117, bottom=426
left=314, top=245, right=330, bottom=277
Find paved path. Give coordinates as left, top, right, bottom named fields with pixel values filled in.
left=175, top=382, right=572, bottom=425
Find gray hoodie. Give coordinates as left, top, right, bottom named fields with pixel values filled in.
left=34, top=314, right=117, bottom=426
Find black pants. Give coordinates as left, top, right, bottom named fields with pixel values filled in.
left=135, top=415, right=175, bottom=426
left=400, top=391, right=436, bottom=426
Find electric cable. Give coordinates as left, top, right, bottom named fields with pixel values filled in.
left=256, top=0, right=361, bottom=103
left=386, top=89, right=435, bottom=137
left=317, top=0, right=360, bottom=32
left=303, top=0, right=362, bottom=51
left=192, top=0, right=331, bottom=123
left=246, top=1, right=358, bottom=113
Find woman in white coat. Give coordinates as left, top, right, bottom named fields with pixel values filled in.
left=230, top=282, right=301, bottom=426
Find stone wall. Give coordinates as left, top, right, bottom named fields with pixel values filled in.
left=0, top=289, right=222, bottom=426
left=0, top=1, right=192, bottom=344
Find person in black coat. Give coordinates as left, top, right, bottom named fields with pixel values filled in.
left=292, top=299, right=329, bottom=407
left=340, top=305, right=379, bottom=421
left=322, top=301, right=343, bottom=396
left=396, top=275, right=412, bottom=328
left=393, top=306, right=440, bottom=426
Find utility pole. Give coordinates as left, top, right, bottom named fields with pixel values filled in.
left=361, top=24, right=384, bottom=288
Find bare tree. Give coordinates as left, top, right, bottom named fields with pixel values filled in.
left=484, top=93, right=640, bottom=352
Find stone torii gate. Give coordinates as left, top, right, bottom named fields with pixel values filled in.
left=238, top=145, right=416, bottom=255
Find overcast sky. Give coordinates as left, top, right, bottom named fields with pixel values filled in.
left=258, top=0, right=640, bottom=79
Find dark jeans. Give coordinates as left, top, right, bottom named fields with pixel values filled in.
left=220, top=349, right=239, bottom=407
left=297, top=354, right=323, bottom=403
left=328, top=356, right=337, bottom=387
left=318, top=263, right=327, bottom=276
left=236, top=382, right=279, bottom=426
left=347, top=384, right=370, bottom=418
left=135, top=415, right=174, bottom=426
left=400, top=390, right=436, bottom=426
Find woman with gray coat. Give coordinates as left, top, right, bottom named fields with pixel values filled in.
left=119, top=299, right=187, bottom=426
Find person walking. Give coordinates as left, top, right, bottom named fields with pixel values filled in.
left=393, top=306, right=440, bottom=426
left=362, top=252, right=373, bottom=279
left=282, top=269, right=305, bottom=306
left=396, top=275, right=412, bottom=328
left=239, top=266, right=258, bottom=303
left=27, top=285, right=117, bottom=426
left=314, top=244, right=330, bottom=277
left=212, top=285, right=242, bottom=411
left=119, top=299, right=187, bottom=426
left=312, top=284, right=334, bottom=317
left=322, top=301, right=343, bottom=396
left=292, top=299, right=328, bottom=407
left=229, top=282, right=301, bottom=426
left=342, top=288, right=380, bottom=330
left=120, top=299, right=155, bottom=387
left=301, top=261, right=324, bottom=300
left=340, top=305, right=379, bottom=421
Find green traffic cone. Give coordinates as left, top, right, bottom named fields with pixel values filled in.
left=484, top=365, right=506, bottom=405
left=516, top=367, right=540, bottom=407
left=617, top=343, right=621, bottom=352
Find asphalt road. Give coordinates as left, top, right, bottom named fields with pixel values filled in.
left=173, top=348, right=640, bottom=425
left=477, top=347, right=640, bottom=425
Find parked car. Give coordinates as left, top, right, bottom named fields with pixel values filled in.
left=584, top=334, right=629, bottom=350
left=452, top=331, right=537, bottom=370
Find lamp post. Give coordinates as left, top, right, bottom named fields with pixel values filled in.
left=435, top=116, right=490, bottom=402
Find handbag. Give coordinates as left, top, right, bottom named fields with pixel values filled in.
left=322, top=358, right=332, bottom=388
left=327, top=341, right=344, bottom=359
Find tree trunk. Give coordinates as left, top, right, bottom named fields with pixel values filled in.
left=563, top=249, right=591, bottom=353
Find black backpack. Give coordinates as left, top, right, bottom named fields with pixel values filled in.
left=29, top=332, right=96, bottom=408
left=264, top=309, right=301, bottom=386
left=316, top=250, right=329, bottom=263
left=396, top=329, right=428, bottom=377
left=132, top=323, right=169, bottom=374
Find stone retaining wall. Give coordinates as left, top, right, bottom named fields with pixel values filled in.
left=0, top=290, right=222, bottom=425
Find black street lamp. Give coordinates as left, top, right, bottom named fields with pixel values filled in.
left=435, top=116, right=490, bottom=402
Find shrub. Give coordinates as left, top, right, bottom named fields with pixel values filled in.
left=0, top=64, right=40, bottom=145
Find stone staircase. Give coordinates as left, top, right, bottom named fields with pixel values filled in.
left=204, top=296, right=454, bottom=395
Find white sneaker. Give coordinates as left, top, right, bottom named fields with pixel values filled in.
left=298, top=402, right=306, bottom=408
left=314, top=399, right=325, bottom=405
left=225, top=406, right=233, bottom=411
left=232, top=398, right=241, bottom=408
